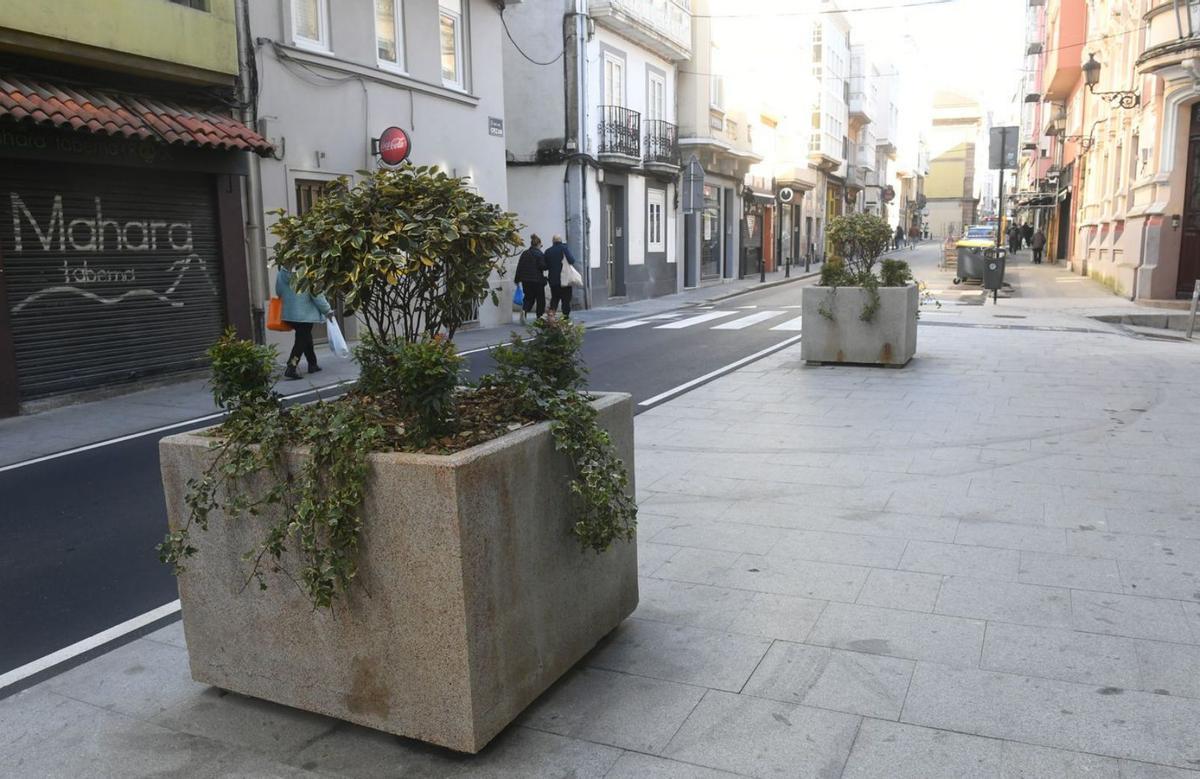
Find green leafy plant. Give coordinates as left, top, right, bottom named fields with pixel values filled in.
left=819, top=214, right=913, bottom=323
left=207, top=328, right=278, bottom=410
left=880, top=258, right=914, bottom=287
left=270, top=164, right=524, bottom=344
left=391, top=336, right=463, bottom=444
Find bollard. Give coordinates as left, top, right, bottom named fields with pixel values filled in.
left=1188, top=279, right=1200, bottom=340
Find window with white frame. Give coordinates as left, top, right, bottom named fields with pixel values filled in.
left=648, top=189, right=666, bottom=252
left=291, top=0, right=330, bottom=51
left=648, top=71, right=665, bottom=122
left=376, top=0, right=405, bottom=71
left=604, top=53, right=625, bottom=107
left=439, top=0, right=465, bottom=89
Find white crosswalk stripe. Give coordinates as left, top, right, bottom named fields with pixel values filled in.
left=600, top=320, right=652, bottom=329
left=712, top=310, right=786, bottom=330
left=654, top=310, right=739, bottom=329
left=770, top=315, right=804, bottom=332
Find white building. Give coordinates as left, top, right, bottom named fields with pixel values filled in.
left=246, top=0, right=514, bottom=335
left=502, top=0, right=690, bottom=307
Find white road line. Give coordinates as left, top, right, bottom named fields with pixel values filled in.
left=712, top=310, right=786, bottom=330
left=600, top=320, right=651, bottom=330
left=643, top=313, right=685, bottom=320
left=655, top=310, right=739, bottom=329
left=770, top=315, right=805, bottom=331
left=638, top=334, right=804, bottom=408
left=0, top=380, right=358, bottom=474
left=0, top=600, right=181, bottom=693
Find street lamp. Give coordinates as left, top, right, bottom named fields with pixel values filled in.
left=1082, top=53, right=1140, bottom=108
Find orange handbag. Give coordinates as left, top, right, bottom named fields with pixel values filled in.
left=266, top=297, right=291, bottom=332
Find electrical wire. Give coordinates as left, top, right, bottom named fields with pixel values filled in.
left=500, top=7, right=564, bottom=66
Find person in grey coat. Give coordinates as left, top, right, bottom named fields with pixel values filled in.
left=275, top=267, right=332, bottom=380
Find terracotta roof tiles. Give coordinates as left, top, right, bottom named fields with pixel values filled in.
left=0, top=74, right=273, bottom=156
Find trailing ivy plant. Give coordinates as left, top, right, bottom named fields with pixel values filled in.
left=158, top=329, right=384, bottom=610
left=483, top=315, right=636, bottom=553
left=270, top=165, right=523, bottom=344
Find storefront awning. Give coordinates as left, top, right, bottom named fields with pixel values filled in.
left=0, top=74, right=273, bottom=156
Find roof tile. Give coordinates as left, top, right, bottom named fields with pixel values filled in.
left=0, top=74, right=272, bottom=155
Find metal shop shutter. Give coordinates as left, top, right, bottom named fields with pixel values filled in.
left=1, top=160, right=227, bottom=400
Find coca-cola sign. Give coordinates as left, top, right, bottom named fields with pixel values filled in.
left=376, top=126, right=411, bottom=167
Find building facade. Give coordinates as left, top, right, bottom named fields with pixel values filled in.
left=0, top=0, right=271, bottom=416
left=925, top=91, right=982, bottom=238
left=502, top=0, right=690, bottom=307
left=247, top=0, right=513, bottom=338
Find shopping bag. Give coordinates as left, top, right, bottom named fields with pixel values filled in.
left=513, top=284, right=525, bottom=310
left=562, top=259, right=584, bottom=289
left=266, top=297, right=291, bottom=332
left=326, top=317, right=351, bottom=358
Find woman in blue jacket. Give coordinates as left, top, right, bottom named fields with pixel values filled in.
left=275, top=267, right=332, bottom=380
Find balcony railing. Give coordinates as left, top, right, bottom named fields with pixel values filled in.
left=589, top=0, right=692, bottom=61
left=1138, top=1, right=1200, bottom=74
left=599, top=105, right=641, bottom=160
left=644, top=119, right=678, bottom=167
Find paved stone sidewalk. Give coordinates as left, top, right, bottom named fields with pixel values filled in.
left=5, top=280, right=1200, bottom=777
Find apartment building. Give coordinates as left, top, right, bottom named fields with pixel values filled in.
left=925, top=90, right=982, bottom=238
left=502, top=0, right=690, bottom=305
left=0, top=0, right=272, bottom=415
left=810, top=7, right=853, bottom=255
left=247, top=0, right=513, bottom=335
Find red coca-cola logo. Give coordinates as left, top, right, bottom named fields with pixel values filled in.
left=377, top=126, right=411, bottom=166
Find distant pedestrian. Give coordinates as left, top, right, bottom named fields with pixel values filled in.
left=1007, top=224, right=1021, bottom=254
left=1022, top=223, right=1034, bottom=250
left=514, top=234, right=547, bottom=322
left=275, top=266, right=332, bottom=380
left=544, top=234, right=578, bottom=318
left=1031, top=228, right=1046, bottom=264
left=894, top=225, right=905, bottom=251
left=908, top=225, right=919, bottom=248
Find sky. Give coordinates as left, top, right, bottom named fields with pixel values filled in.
left=839, top=0, right=1027, bottom=120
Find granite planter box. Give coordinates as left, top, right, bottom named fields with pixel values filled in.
left=801, top=285, right=919, bottom=367
left=158, top=392, right=638, bottom=754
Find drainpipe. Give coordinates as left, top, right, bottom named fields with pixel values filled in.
left=574, top=2, right=591, bottom=310
left=236, top=0, right=268, bottom=343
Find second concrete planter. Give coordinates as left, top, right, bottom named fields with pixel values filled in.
left=158, top=392, right=638, bottom=753
left=801, top=285, right=919, bottom=367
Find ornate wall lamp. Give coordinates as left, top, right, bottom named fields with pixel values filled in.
left=1082, top=53, right=1141, bottom=108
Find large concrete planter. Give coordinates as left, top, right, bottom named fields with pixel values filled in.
left=158, top=392, right=637, bottom=754
left=801, top=285, right=919, bottom=367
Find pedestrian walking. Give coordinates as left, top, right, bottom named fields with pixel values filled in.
left=1022, top=223, right=1034, bottom=251
left=1031, top=228, right=1046, bottom=264
left=275, top=266, right=332, bottom=380
left=894, top=225, right=905, bottom=251
left=908, top=225, right=919, bottom=249
left=1007, top=223, right=1021, bottom=255
left=544, top=234, right=578, bottom=318
left=514, top=234, right=547, bottom=322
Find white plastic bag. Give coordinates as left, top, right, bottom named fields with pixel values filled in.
left=562, top=259, right=584, bottom=289
left=326, top=317, right=351, bottom=358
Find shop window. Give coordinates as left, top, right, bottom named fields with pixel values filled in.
left=169, top=0, right=209, bottom=10
left=292, top=0, right=330, bottom=52
left=376, top=0, right=406, bottom=72
left=440, top=0, right=466, bottom=90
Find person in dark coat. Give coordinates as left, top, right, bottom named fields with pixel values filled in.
left=1007, top=223, right=1021, bottom=254
left=1022, top=223, right=1034, bottom=250
left=894, top=225, right=905, bottom=251
left=1031, top=228, right=1047, bottom=264
left=514, top=234, right=546, bottom=321
left=543, top=234, right=578, bottom=318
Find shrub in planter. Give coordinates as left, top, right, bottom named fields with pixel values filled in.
left=802, top=213, right=919, bottom=366
left=158, top=175, right=638, bottom=751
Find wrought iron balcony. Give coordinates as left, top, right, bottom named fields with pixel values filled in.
left=598, top=105, right=641, bottom=164
left=643, top=119, right=679, bottom=171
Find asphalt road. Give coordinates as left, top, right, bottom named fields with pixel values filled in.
left=0, top=277, right=817, bottom=678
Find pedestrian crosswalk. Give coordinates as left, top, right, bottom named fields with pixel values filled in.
left=598, top=308, right=803, bottom=334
